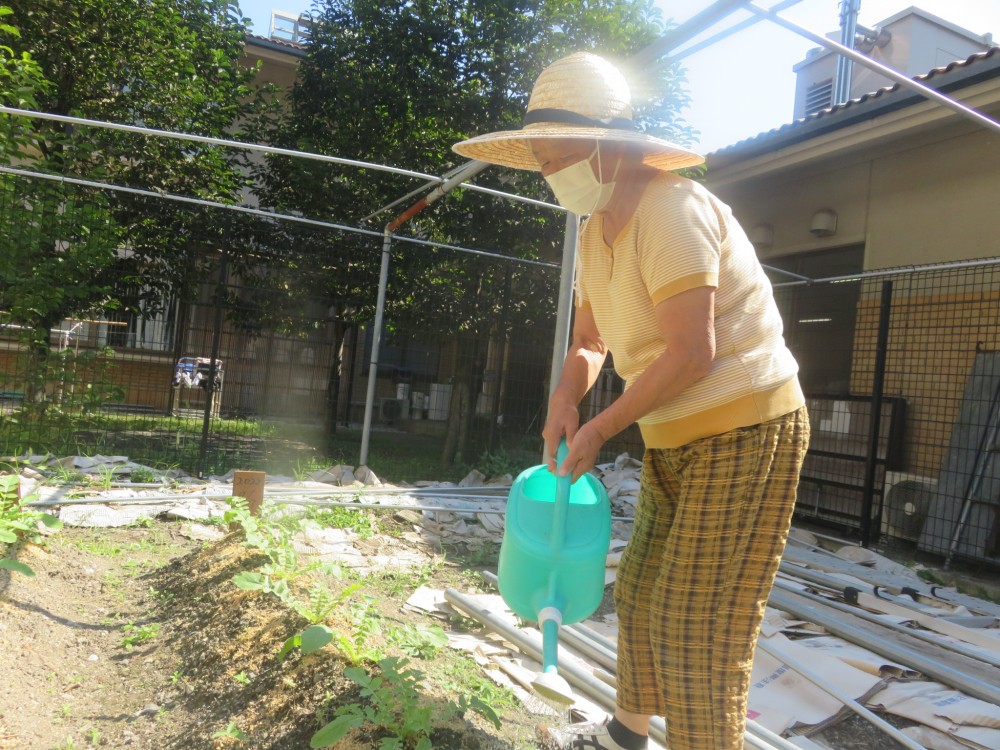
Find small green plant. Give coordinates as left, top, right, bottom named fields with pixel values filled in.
left=306, top=506, right=379, bottom=538
left=212, top=722, right=249, bottom=742
left=85, top=727, right=101, bottom=746
left=233, top=671, right=251, bottom=685
left=120, top=621, right=160, bottom=649
left=169, top=670, right=184, bottom=684
left=386, top=622, right=449, bottom=659
left=278, top=596, right=381, bottom=665
left=86, top=463, right=117, bottom=490
left=128, top=467, right=160, bottom=484
left=0, top=473, right=63, bottom=576
left=473, top=446, right=521, bottom=479
left=310, top=656, right=500, bottom=749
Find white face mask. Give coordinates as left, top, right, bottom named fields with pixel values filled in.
left=544, top=144, right=619, bottom=215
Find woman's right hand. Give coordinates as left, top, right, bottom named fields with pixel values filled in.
left=541, top=397, right=580, bottom=474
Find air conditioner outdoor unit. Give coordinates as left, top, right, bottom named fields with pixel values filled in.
left=379, top=397, right=402, bottom=423
left=882, top=472, right=937, bottom=542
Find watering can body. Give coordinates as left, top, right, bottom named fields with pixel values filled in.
left=498, top=462, right=612, bottom=625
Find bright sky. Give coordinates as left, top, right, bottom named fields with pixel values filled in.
left=239, top=1, right=1000, bottom=153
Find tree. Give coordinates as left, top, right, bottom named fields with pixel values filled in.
left=0, top=1, right=272, bottom=405
left=254, top=0, right=696, bottom=464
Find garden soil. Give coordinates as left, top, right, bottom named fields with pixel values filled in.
left=0, top=520, right=934, bottom=750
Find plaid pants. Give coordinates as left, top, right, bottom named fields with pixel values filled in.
left=614, top=407, right=810, bottom=750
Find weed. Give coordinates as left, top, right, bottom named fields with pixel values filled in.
left=58, top=703, right=73, bottom=719
left=120, top=621, right=160, bottom=649
left=310, top=656, right=500, bottom=749
left=385, top=622, right=448, bottom=659
left=233, top=671, right=251, bottom=685
left=212, top=722, right=249, bottom=742
left=306, top=506, right=379, bottom=538
left=54, top=736, right=78, bottom=750
left=128, top=467, right=160, bottom=484
left=86, top=463, right=117, bottom=490
left=169, top=671, right=184, bottom=684
left=0, top=473, right=63, bottom=576
left=85, top=727, right=101, bottom=746
left=431, top=654, right=518, bottom=716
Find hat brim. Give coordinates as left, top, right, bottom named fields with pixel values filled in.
left=452, top=123, right=705, bottom=172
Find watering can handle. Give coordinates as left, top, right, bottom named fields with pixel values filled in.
left=549, top=438, right=572, bottom=560
left=556, top=437, right=570, bottom=472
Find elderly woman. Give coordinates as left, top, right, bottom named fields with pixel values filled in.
left=454, top=52, right=809, bottom=750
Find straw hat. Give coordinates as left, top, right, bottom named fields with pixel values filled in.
left=452, top=52, right=704, bottom=172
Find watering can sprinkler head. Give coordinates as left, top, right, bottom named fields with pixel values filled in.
left=532, top=607, right=576, bottom=707
left=531, top=669, right=575, bottom=708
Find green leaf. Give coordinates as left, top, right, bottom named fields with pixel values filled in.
left=0, top=559, right=35, bottom=576
left=277, top=633, right=301, bottom=662
left=299, top=624, right=334, bottom=655
left=231, top=572, right=266, bottom=590
left=310, top=715, right=363, bottom=748
left=0, top=529, right=17, bottom=544
left=39, top=514, right=63, bottom=529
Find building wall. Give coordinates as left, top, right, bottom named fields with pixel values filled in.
left=866, top=127, right=1000, bottom=268
left=712, top=120, right=1000, bottom=273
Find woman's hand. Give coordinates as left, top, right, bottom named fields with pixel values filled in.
left=559, top=421, right=607, bottom=483
left=541, top=398, right=580, bottom=475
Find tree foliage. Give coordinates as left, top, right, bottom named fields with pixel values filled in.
left=252, top=0, right=696, bottom=461
left=0, top=1, right=271, bottom=355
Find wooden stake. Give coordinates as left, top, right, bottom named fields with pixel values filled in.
left=232, top=470, right=266, bottom=516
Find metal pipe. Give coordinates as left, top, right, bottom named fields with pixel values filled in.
left=834, top=0, right=861, bottom=105
left=0, top=166, right=558, bottom=270
left=768, top=587, right=1000, bottom=707
left=361, top=160, right=496, bottom=467
left=772, top=579, right=1000, bottom=669
left=755, top=636, right=927, bottom=750
left=631, top=0, right=752, bottom=67
left=0, top=106, right=556, bottom=210
left=667, top=0, right=805, bottom=63
left=359, top=228, right=394, bottom=468
left=746, top=2, right=1000, bottom=134
left=443, top=587, right=791, bottom=750
left=547, top=213, right=580, bottom=410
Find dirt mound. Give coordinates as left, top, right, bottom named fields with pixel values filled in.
left=0, top=523, right=542, bottom=749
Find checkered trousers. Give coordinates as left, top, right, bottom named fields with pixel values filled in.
left=613, top=406, right=810, bottom=750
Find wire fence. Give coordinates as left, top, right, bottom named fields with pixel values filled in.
left=0, top=172, right=560, bottom=481
left=3, top=171, right=1000, bottom=564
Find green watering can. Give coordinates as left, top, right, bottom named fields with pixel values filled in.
left=498, top=439, right=612, bottom=705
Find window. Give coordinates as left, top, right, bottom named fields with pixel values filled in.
left=99, top=287, right=179, bottom=353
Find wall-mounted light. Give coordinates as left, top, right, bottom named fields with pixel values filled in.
left=810, top=208, right=838, bottom=237
left=748, top=223, right=774, bottom=248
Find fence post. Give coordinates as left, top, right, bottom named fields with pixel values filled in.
left=861, top=280, right=893, bottom=547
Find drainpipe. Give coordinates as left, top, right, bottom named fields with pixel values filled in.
left=358, top=160, right=489, bottom=467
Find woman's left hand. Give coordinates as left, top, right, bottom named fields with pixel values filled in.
left=559, top=422, right=607, bottom=483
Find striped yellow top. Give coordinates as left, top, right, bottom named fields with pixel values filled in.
left=577, top=173, right=804, bottom=448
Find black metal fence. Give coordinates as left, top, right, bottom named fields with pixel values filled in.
left=3, top=171, right=1000, bottom=564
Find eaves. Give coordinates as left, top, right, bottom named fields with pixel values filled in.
left=706, top=47, right=1000, bottom=186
